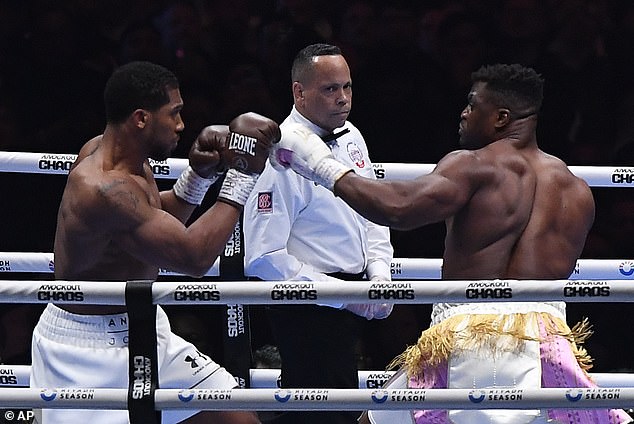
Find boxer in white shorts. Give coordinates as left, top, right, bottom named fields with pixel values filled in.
left=362, top=301, right=633, bottom=424
left=31, top=304, right=238, bottom=423
left=32, top=61, right=277, bottom=423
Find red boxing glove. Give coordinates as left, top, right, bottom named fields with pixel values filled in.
left=223, top=112, right=280, bottom=175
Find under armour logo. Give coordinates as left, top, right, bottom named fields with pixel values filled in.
left=184, top=350, right=208, bottom=368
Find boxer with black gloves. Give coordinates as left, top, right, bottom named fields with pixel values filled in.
left=217, top=112, right=280, bottom=208
left=31, top=61, right=264, bottom=424
left=172, top=124, right=229, bottom=207
left=174, top=112, right=279, bottom=209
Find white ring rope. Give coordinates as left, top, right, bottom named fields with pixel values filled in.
left=0, top=252, right=221, bottom=277
left=1, top=151, right=633, bottom=187
left=2, top=253, right=633, bottom=280
left=2, top=153, right=633, bottom=415
left=2, top=279, right=634, bottom=305
left=1, top=366, right=632, bottom=390
left=0, top=387, right=633, bottom=410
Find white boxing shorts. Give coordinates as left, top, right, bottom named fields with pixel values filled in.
left=367, top=302, right=632, bottom=424
left=30, top=304, right=238, bottom=424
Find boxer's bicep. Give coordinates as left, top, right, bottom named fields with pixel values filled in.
left=96, top=177, right=192, bottom=266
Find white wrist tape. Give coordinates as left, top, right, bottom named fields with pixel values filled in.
left=314, top=157, right=352, bottom=190
left=173, top=166, right=218, bottom=205
left=218, top=168, right=258, bottom=207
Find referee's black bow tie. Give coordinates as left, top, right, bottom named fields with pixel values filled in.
left=321, top=128, right=350, bottom=143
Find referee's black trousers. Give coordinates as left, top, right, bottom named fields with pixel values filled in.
left=265, top=301, right=365, bottom=424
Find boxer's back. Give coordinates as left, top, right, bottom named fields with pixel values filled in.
left=507, top=150, right=595, bottom=278
left=441, top=142, right=594, bottom=280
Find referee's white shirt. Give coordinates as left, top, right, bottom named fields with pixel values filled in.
left=243, top=107, right=393, bottom=308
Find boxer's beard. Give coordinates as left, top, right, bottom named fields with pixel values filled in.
left=149, top=144, right=173, bottom=162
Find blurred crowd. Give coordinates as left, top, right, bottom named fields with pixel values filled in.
left=1, top=0, right=634, bottom=374
left=1, top=0, right=634, bottom=164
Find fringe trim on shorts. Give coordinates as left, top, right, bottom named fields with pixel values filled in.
left=388, top=312, right=594, bottom=381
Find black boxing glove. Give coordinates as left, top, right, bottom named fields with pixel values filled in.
left=218, top=112, right=280, bottom=208
left=222, top=112, right=280, bottom=175
left=189, top=125, right=229, bottom=178
left=173, top=125, right=229, bottom=205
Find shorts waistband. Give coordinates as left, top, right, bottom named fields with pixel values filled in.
left=34, top=304, right=165, bottom=348
left=430, top=302, right=567, bottom=326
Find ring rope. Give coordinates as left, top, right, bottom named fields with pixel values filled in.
left=0, top=252, right=220, bottom=277
left=2, top=152, right=633, bottom=413
left=1, top=365, right=632, bottom=390
left=0, top=387, right=633, bottom=410
left=2, top=252, right=633, bottom=280
left=1, top=151, right=633, bottom=187
left=1, top=279, right=634, bottom=305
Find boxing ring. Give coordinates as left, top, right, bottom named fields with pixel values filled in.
left=1, top=151, right=633, bottom=420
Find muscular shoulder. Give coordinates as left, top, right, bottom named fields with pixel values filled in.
left=435, top=149, right=496, bottom=182
left=436, top=149, right=477, bottom=169
left=534, top=152, right=594, bottom=218
left=536, top=153, right=589, bottom=192
left=65, top=165, right=148, bottom=230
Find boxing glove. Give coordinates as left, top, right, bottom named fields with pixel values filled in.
left=189, top=125, right=229, bottom=178
left=222, top=112, right=280, bottom=175
left=270, top=123, right=352, bottom=190
left=218, top=112, right=280, bottom=208
left=173, top=125, right=228, bottom=205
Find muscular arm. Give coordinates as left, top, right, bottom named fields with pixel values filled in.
left=333, top=151, right=477, bottom=230
left=124, top=200, right=239, bottom=277
left=89, top=173, right=239, bottom=277
left=159, top=189, right=198, bottom=224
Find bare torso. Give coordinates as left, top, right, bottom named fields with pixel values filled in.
left=54, top=136, right=161, bottom=313
left=441, top=140, right=595, bottom=280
